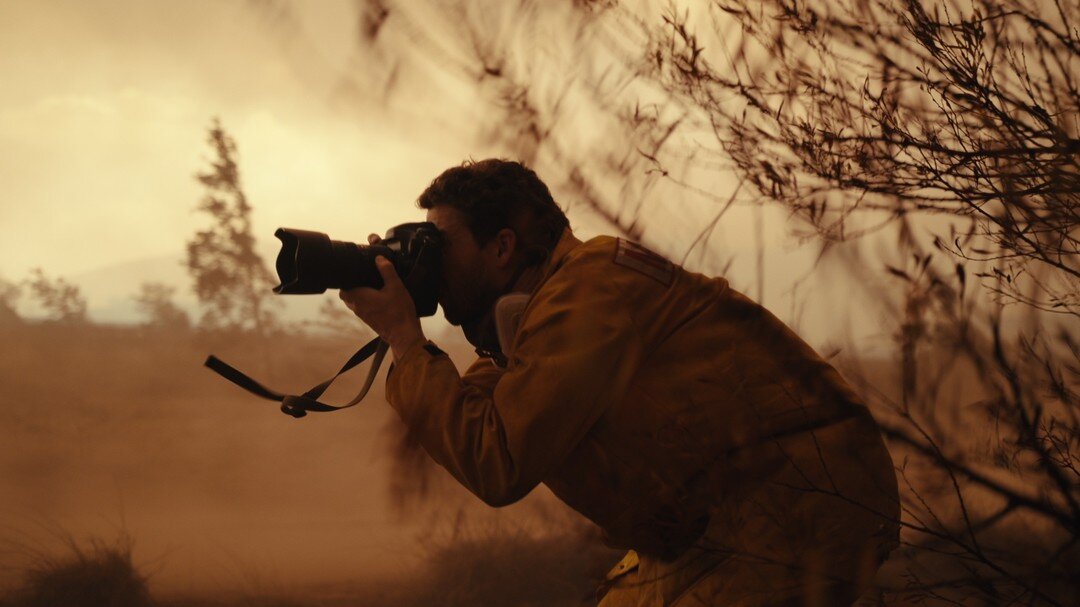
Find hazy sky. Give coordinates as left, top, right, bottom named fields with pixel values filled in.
left=0, top=0, right=472, bottom=279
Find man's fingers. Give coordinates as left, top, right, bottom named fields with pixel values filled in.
left=367, top=233, right=381, bottom=245
left=375, top=256, right=404, bottom=289
left=338, top=288, right=358, bottom=313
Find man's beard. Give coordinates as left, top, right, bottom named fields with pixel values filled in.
left=439, top=266, right=501, bottom=327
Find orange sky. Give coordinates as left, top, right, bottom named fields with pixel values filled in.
left=0, top=1, right=471, bottom=278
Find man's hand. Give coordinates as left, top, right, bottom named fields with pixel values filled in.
left=339, top=254, right=425, bottom=361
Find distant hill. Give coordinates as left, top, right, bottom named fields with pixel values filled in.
left=68, top=251, right=192, bottom=324
left=63, top=245, right=330, bottom=326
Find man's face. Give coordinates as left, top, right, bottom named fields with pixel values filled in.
left=426, top=205, right=502, bottom=326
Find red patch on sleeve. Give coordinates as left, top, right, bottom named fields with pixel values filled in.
left=613, top=239, right=674, bottom=286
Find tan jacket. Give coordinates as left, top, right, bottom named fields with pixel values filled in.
left=387, top=229, right=899, bottom=563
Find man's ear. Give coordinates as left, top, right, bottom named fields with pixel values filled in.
left=493, top=228, right=517, bottom=267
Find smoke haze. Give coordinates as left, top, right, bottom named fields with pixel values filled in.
left=0, top=1, right=920, bottom=603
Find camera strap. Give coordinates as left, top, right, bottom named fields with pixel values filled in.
left=203, top=337, right=389, bottom=418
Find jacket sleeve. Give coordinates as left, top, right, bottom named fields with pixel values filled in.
left=385, top=264, right=645, bottom=506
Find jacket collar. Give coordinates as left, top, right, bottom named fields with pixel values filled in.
left=461, top=228, right=582, bottom=359
left=510, top=228, right=583, bottom=296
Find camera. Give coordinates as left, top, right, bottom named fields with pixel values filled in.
left=272, top=222, right=443, bottom=317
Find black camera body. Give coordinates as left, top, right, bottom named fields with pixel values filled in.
left=273, top=222, right=443, bottom=317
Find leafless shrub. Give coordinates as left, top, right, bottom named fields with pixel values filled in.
left=0, top=276, right=22, bottom=325
left=132, top=282, right=191, bottom=332
left=23, top=268, right=88, bottom=324
left=640, top=1, right=1079, bottom=603
left=399, top=507, right=618, bottom=607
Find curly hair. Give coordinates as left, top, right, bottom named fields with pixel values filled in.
left=417, top=159, right=569, bottom=265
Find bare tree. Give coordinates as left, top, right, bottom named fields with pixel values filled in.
left=652, top=0, right=1078, bottom=314
left=186, top=119, right=278, bottom=336
left=638, top=2, right=1079, bottom=603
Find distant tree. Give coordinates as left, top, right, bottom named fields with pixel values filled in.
left=186, top=119, right=278, bottom=336
left=24, top=268, right=88, bottom=324
left=132, top=282, right=190, bottom=331
left=0, top=276, right=21, bottom=324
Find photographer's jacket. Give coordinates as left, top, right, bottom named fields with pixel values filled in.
left=386, top=229, right=899, bottom=574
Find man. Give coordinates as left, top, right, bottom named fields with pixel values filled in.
left=341, top=159, right=900, bottom=606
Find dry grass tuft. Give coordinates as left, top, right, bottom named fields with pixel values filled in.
left=2, top=533, right=153, bottom=607
left=399, top=512, right=620, bottom=607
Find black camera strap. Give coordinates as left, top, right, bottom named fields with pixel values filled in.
left=203, top=337, right=389, bottom=418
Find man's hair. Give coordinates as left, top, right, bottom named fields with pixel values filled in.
left=417, top=159, right=569, bottom=265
